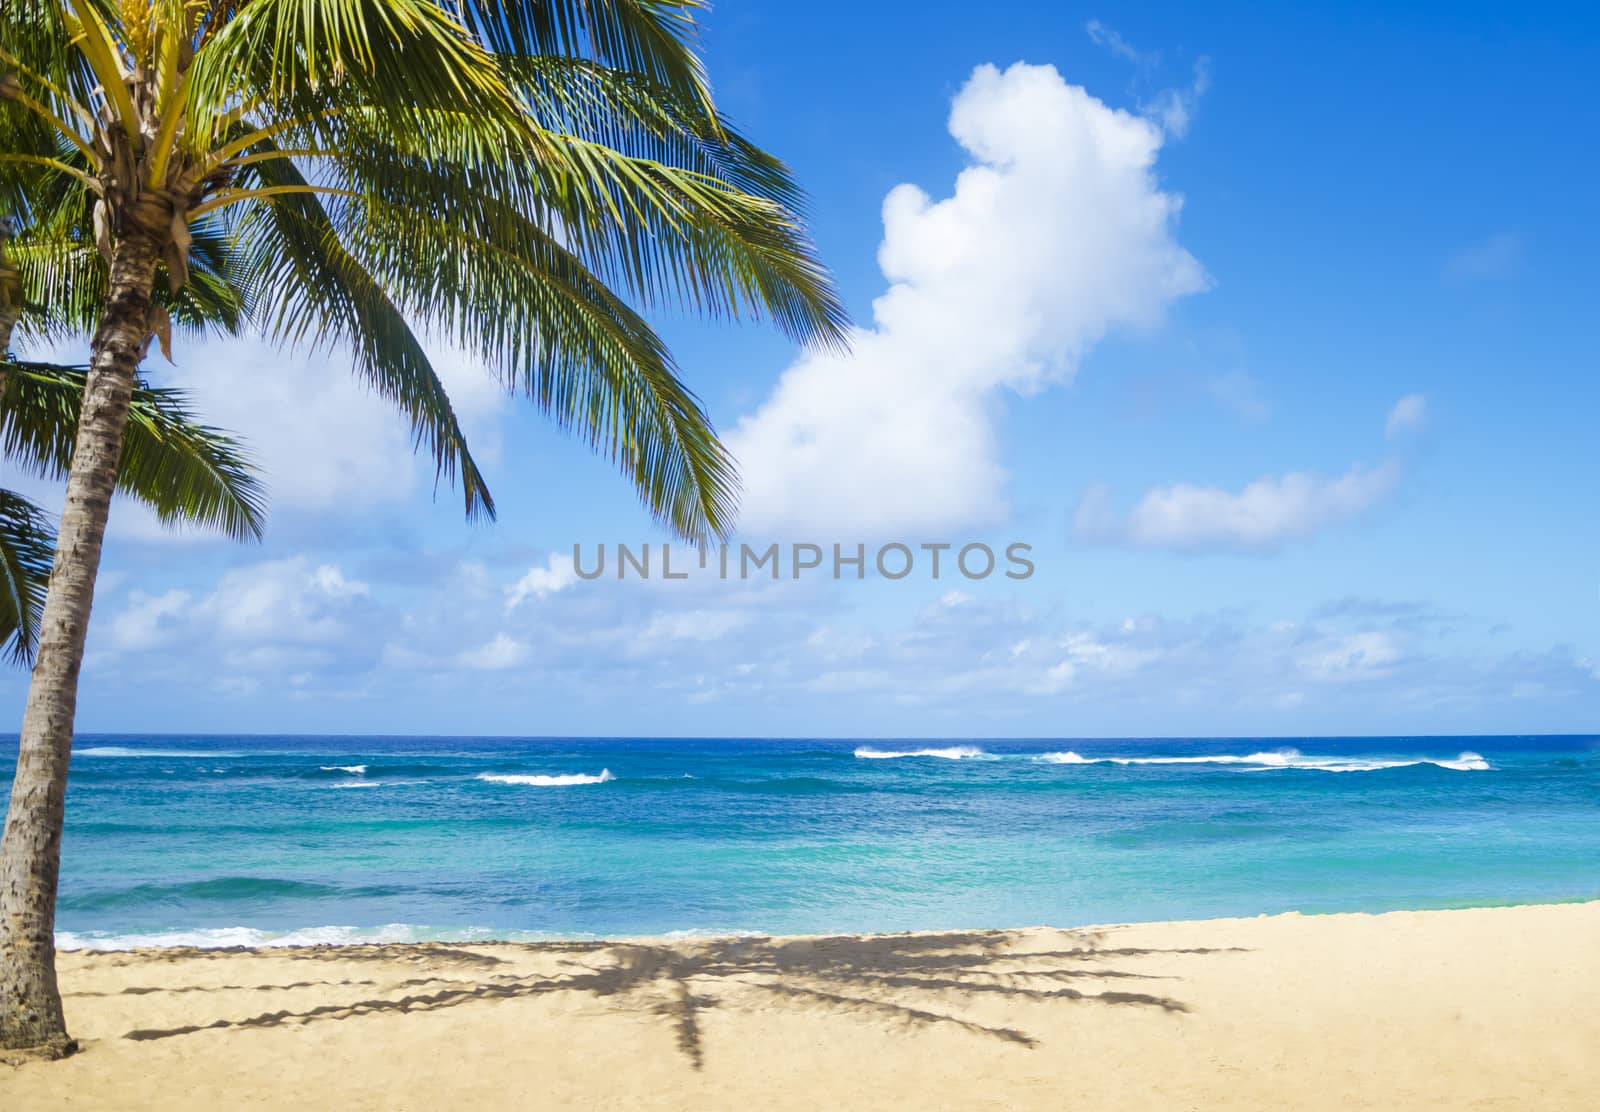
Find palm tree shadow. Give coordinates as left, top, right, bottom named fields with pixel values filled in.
left=121, top=929, right=1243, bottom=1069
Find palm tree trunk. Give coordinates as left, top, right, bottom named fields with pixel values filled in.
left=0, top=225, right=162, bottom=1055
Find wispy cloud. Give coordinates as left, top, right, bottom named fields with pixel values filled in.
left=1084, top=20, right=1211, bottom=138
left=1443, top=232, right=1523, bottom=283
left=1075, top=398, right=1420, bottom=552
left=505, top=554, right=576, bottom=611
left=1075, top=462, right=1402, bottom=553
left=1085, top=19, right=1146, bottom=64
left=1207, top=371, right=1271, bottom=422
left=1385, top=393, right=1427, bottom=439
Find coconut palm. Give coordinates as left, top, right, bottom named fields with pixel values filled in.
left=0, top=0, right=846, bottom=1052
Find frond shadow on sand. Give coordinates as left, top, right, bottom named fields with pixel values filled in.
left=110, top=929, right=1244, bottom=1069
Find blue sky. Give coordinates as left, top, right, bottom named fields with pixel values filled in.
left=5, top=1, right=1598, bottom=737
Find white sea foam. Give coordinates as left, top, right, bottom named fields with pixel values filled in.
left=325, top=781, right=383, bottom=789
left=1032, top=748, right=1492, bottom=772
left=55, top=923, right=564, bottom=951
left=475, top=770, right=614, bottom=786
left=853, top=746, right=987, bottom=760
left=321, top=764, right=367, bottom=775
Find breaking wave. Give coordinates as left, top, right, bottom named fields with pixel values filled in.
left=1034, top=749, right=1491, bottom=772
left=475, top=770, right=614, bottom=786
left=854, top=746, right=988, bottom=760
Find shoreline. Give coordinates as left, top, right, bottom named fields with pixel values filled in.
left=8, top=901, right=1598, bottom=1108
left=51, top=894, right=1600, bottom=953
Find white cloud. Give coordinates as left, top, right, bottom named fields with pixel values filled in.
left=1142, top=58, right=1211, bottom=139
left=458, top=632, right=530, bottom=671
left=505, top=554, right=577, bottom=610
left=66, top=541, right=1600, bottom=733
left=106, top=589, right=192, bottom=651
left=637, top=609, right=751, bottom=647
left=1025, top=631, right=1157, bottom=694
left=8, top=331, right=509, bottom=541
left=1077, top=462, right=1402, bottom=552
left=100, top=557, right=371, bottom=654
left=1084, top=21, right=1211, bottom=139
left=208, top=560, right=368, bottom=643
left=728, top=62, right=1207, bottom=537
left=1298, top=631, right=1402, bottom=682
left=1078, top=399, right=1420, bottom=553
left=1385, top=393, right=1427, bottom=439
left=1085, top=20, right=1146, bottom=64
left=144, top=334, right=506, bottom=522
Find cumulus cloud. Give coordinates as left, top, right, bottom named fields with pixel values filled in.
left=727, top=62, right=1208, bottom=537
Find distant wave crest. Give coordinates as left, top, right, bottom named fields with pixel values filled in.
left=854, top=746, right=987, bottom=760
left=320, top=765, right=367, bottom=775
left=78, top=746, right=238, bottom=758
left=1034, top=748, right=1491, bottom=772
left=475, top=770, right=614, bottom=786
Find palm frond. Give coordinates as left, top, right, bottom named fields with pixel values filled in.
left=230, top=146, right=496, bottom=520
left=454, top=0, right=714, bottom=116
left=348, top=194, right=738, bottom=541
left=2, top=0, right=851, bottom=542
left=0, top=486, right=54, bottom=666
left=1, top=359, right=267, bottom=540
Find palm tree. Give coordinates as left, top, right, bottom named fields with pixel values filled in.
left=0, top=1, right=846, bottom=1053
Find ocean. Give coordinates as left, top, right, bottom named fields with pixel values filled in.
left=4, top=734, right=1596, bottom=949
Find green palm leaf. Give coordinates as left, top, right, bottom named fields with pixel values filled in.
left=0, top=486, right=52, bottom=666
left=1, top=359, right=267, bottom=542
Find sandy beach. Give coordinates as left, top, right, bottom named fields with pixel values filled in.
left=1, top=902, right=1594, bottom=1109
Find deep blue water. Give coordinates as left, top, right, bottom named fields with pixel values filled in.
left=1, top=734, right=1596, bottom=947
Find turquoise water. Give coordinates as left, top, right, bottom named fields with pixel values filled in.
left=3, top=734, right=1596, bottom=948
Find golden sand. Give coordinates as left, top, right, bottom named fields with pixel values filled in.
left=3, top=902, right=1597, bottom=1109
